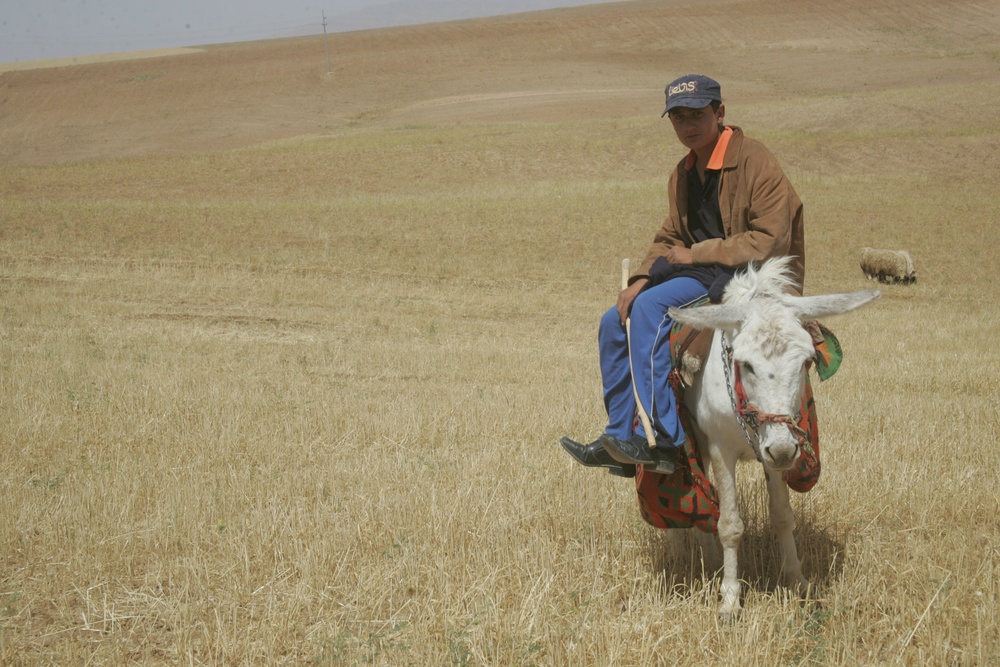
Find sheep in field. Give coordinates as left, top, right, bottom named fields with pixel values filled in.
left=859, top=247, right=916, bottom=285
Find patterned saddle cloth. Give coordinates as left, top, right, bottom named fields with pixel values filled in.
left=633, top=298, right=843, bottom=533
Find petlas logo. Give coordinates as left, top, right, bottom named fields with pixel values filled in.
left=669, top=81, right=699, bottom=98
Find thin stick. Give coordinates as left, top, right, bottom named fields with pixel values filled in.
left=623, top=258, right=658, bottom=450
left=897, top=574, right=950, bottom=661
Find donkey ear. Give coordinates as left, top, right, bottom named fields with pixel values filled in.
left=780, top=289, right=881, bottom=321
left=668, top=303, right=747, bottom=331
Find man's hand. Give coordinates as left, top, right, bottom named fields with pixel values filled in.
left=665, top=246, right=693, bottom=265
left=617, top=277, right=648, bottom=324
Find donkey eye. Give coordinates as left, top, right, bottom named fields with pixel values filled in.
left=741, top=362, right=755, bottom=375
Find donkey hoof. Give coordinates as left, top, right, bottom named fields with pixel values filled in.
left=718, top=605, right=742, bottom=625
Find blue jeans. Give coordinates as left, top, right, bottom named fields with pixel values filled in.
left=598, top=277, right=707, bottom=448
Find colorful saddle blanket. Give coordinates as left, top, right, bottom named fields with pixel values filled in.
left=634, top=300, right=842, bottom=533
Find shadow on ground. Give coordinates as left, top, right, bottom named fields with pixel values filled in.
left=644, top=512, right=847, bottom=603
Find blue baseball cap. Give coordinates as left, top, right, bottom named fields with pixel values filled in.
left=661, top=74, right=722, bottom=117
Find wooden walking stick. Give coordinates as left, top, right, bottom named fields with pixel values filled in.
left=622, top=258, right=659, bottom=450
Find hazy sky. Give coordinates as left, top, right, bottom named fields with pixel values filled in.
left=0, top=0, right=618, bottom=64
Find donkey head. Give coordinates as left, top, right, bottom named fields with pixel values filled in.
left=670, top=259, right=880, bottom=470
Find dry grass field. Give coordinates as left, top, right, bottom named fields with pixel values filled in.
left=2, top=0, right=999, bottom=664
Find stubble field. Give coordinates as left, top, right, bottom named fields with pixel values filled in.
left=1, top=0, right=999, bottom=664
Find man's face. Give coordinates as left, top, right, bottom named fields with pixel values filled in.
left=667, top=103, right=725, bottom=153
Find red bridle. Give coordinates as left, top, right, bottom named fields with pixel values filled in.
left=731, top=361, right=809, bottom=448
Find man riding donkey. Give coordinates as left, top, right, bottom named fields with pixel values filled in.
left=561, top=74, right=811, bottom=490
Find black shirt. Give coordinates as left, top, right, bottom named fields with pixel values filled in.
left=687, top=167, right=724, bottom=243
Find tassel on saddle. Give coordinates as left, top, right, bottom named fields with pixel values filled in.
left=669, top=297, right=715, bottom=390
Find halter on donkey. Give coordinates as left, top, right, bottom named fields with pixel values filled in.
left=661, top=257, right=879, bottom=621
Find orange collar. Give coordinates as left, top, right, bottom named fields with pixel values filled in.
left=684, top=126, right=733, bottom=171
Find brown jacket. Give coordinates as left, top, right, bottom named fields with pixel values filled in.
left=636, top=126, right=805, bottom=294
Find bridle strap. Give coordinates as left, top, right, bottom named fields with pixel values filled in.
left=722, top=341, right=764, bottom=462
left=733, top=364, right=808, bottom=444
left=723, top=341, right=808, bottom=464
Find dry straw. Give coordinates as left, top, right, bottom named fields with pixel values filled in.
left=2, top=1, right=999, bottom=664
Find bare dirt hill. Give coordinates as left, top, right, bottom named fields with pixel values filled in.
left=1, top=0, right=997, bottom=167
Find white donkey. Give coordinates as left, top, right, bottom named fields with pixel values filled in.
left=668, top=257, right=879, bottom=621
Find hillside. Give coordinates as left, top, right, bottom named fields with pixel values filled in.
left=1, top=0, right=998, bottom=167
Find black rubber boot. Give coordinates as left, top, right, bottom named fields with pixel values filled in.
left=598, top=433, right=679, bottom=474
left=559, top=437, right=636, bottom=478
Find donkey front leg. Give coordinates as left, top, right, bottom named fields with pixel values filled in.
left=710, top=449, right=744, bottom=622
left=765, top=471, right=808, bottom=594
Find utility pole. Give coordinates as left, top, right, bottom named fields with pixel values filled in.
left=322, top=10, right=332, bottom=75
